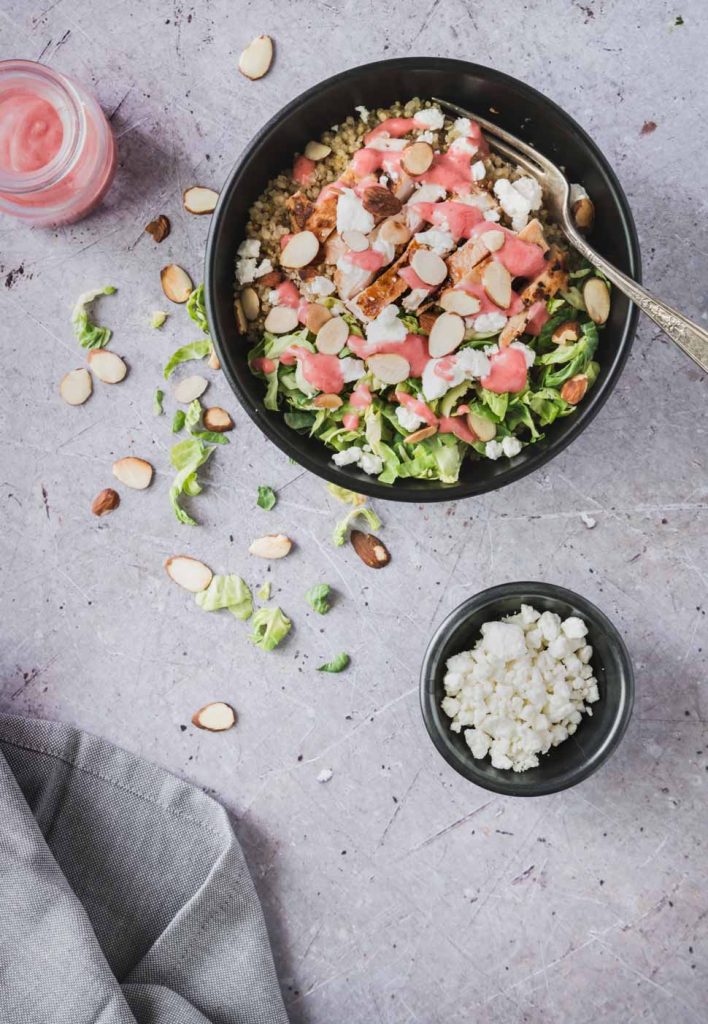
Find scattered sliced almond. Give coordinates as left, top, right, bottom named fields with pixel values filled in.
left=304, top=303, right=332, bottom=335
left=404, top=425, right=437, bottom=444
left=183, top=186, right=219, bottom=215
left=561, top=373, right=589, bottom=404
left=551, top=320, right=581, bottom=345
left=481, top=260, right=512, bottom=309
left=367, top=352, right=410, bottom=384
left=583, top=277, right=610, bottom=325
left=203, top=406, right=234, bottom=432
left=165, top=555, right=213, bottom=592
left=379, top=218, right=412, bottom=246
left=174, top=375, right=209, bottom=404
left=91, top=487, right=120, bottom=517
left=572, top=196, right=595, bottom=230
left=316, top=315, right=349, bottom=354
left=439, top=289, right=481, bottom=316
left=241, top=287, right=260, bottom=321
left=192, top=702, right=237, bottom=732
left=234, top=297, right=248, bottom=333
left=304, top=140, right=332, bottom=161
left=350, top=530, right=390, bottom=569
left=482, top=229, right=505, bottom=252
left=208, top=349, right=221, bottom=371
left=313, top=393, right=343, bottom=409
left=145, top=214, right=170, bottom=242
left=342, top=229, right=369, bottom=252
left=467, top=410, right=497, bottom=442
left=249, top=534, right=293, bottom=559
left=411, top=248, right=447, bottom=287
left=112, top=456, right=154, bottom=490
left=60, top=368, right=92, bottom=406
left=87, top=349, right=127, bottom=384
left=238, top=34, right=273, bottom=80
left=161, top=264, right=193, bottom=304
left=428, top=312, right=465, bottom=357
left=264, top=305, right=299, bottom=334
left=401, top=141, right=434, bottom=176
left=280, top=230, right=319, bottom=269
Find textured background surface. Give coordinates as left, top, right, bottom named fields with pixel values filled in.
left=1, top=2, right=706, bottom=1021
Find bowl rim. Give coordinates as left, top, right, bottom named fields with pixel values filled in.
left=205, top=56, right=642, bottom=504
left=419, top=581, right=635, bottom=796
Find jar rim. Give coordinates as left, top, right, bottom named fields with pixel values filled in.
left=0, top=59, right=85, bottom=194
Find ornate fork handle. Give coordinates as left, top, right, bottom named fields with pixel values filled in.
left=566, top=227, right=708, bottom=374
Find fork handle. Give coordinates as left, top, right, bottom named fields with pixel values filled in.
left=567, top=230, right=708, bottom=374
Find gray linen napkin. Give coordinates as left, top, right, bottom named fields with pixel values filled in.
left=0, top=714, right=289, bottom=1024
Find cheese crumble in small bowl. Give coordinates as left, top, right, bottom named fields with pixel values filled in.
left=419, top=582, right=634, bottom=796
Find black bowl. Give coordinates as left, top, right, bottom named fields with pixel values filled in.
left=419, top=583, right=634, bottom=796
left=205, top=58, right=640, bottom=502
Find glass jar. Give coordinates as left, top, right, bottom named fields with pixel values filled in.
left=0, top=59, right=117, bottom=226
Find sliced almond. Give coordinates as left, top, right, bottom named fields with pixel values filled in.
left=342, top=229, right=369, bottom=252
left=583, top=278, right=610, bottom=325
left=350, top=530, right=390, bottom=569
left=264, top=305, right=299, bottom=334
left=304, top=303, right=332, bottom=335
left=145, top=214, right=170, bottom=242
left=411, top=248, right=447, bottom=287
left=551, top=320, right=581, bottom=345
left=161, top=264, right=193, bottom=304
left=87, top=349, right=127, bottom=384
left=316, top=315, right=349, bottom=354
left=439, top=289, right=481, bottom=316
left=238, top=34, right=273, bottom=80
left=481, top=229, right=505, bottom=252
left=91, top=487, right=120, bottom=517
left=60, top=368, right=92, bottom=406
left=467, top=410, right=497, bottom=442
left=428, top=312, right=465, bottom=357
left=183, top=186, right=219, bottom=215
left=481, top=260, right=512, bottom=309
left=234, top=297, right=248, bottom=333
left=241, top=287, right=260, bottom=321
left=203, top=406, right=234, bottom=432
left=249, top=534, right=293, bottom=559
left=304, top=140, right=332, bottom=161
left=561, top=373, right=589, bottom=405
left=313, top=393, right=343, bottom=409
left=112, top=456, right=154, bottom=490
left=280, top=230, right=319, bottom=269
left=367, top=352, right=410, bottom=385
left=174, top=375, right=209, bottom=404
left=379, top=218, right=412, bottom=246
left=401, top=141, right=434, bottom=176
left=208, top=349, right=221, bottom=371
left=572, top=196, right=595, bottom=230
left=192, top=702, right=237, bottom=732
left=404, top=425, right=437, bottom=444
left=165, top=555, right=213, bottom=592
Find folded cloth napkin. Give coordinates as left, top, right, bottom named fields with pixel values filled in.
left=0, top=714, right=289, bottom=1024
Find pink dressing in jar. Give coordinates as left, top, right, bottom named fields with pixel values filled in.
left=0, top=60, right=116, bottom=226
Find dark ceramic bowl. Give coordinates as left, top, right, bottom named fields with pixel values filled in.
left=205, top=58, right=640, bottom=502
left=420, top=582, right=634, bottom=796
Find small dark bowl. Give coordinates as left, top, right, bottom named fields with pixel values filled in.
left=420, top=582, right=634, bottom=796
left=205, top=57, right=641, bottom=503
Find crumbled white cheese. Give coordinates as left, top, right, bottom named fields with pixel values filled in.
left=359, top=451, right=383, bottom=475
left=493, top=177, right=542, bottom=231
left=509, top=340, right=536, bottom=367
left=483, top=209, right=501, bottom=222
left=501, top=435, right=522, bottom=457
left=396, top=406, right=425, bottom=432
left=317, top=768, right=334, bottom=783
left=309, top=275, right=336, bottom=297
left=254, top=258, right=273, bottom=278
left=366, top=136, right=408, bottom=152
left=366, top=304, right=407, bottom=344
left=452, top=116, right=473, bottom=137
left=336, top=188, right=375, bottom=235
left=372, top=235, right=396, bottom=264
left=450, top=136, right=478, bottom=157
left=237, top=238, right=261, bottom=258
left=332, top=447, right=362, bottom=467
left=409, top=183, right=447, bottom=204
left=236, top=258, right=257, bottom=285
left=268, top=289, right=280, bottom=305
left=514, top=176, right=543, bottom=208
left=442, top=605, right=599, bottom=772
left=485, top=439, right=504, bottom=460
left=331, top=444, right=382, bottom=476
left=402, top=288, right=430, bottom=311
left=339, top=356, right=366, bottom=384
left=421, top=349, right=491, bottom=401
left=570, top=182, right=589, bottom=205
left=354, top=105, right=370, bottom=124
left=415, top=106, right=445, bottom=130
left=379, top=174, right=390, bottom=187
left=473, top=312, right=507, bottom=334
left=471, top=159, right=486, bottom=181
left=414, top=227, right=455, bottom=255
left=456, top=348, right=492, bottom=379
left=580, top=511, right=597, bottom=529
left=416, top=130, right=435, bottom=144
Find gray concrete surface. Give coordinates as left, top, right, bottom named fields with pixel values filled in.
left=1, top=2, right=706, bottom=1021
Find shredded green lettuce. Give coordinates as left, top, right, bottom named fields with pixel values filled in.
left=195, top=574, right=253, bottom=620
left=249, top=606, right=291, bottom=651
left=318, top=652, right=350, bottom=673
left=184, top=399, right=229, bottom=445
left=332, top=506, right=382, bottom=547
left=306, top=583, right=331, bottom=614
left=172, top=409, right=186, bottom=433
left=186, top=284, right=209, bottom=333
left=168, top=437, right=214, bottom=526
left=257, top=485, right=277, bottom=510
left=327, top=483, right=366, bottom=506
left=153, top=388, right=164, bottom=416
left=163, top=340, right=212, bottom=379
left=150, top=310, right=168, bottom=329
left=72, top=286, right=116, bottom=349
left=257, top=580, right=271, bottom=601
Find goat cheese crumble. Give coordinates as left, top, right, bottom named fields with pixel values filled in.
left=441, top=606, right=599, bottom=771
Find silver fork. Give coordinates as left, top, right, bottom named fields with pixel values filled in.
left=434, top=98, right=708, bottom=374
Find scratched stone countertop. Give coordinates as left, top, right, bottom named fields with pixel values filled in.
left=1, top=1, right=707, bottom=1021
